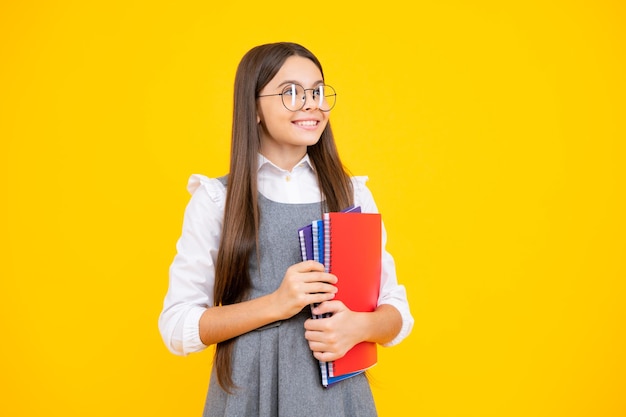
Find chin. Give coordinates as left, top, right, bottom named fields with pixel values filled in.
left=302, top=136, right=323, bottom=147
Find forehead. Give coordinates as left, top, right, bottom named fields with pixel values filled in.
left=267, top=56, right=323, bottom=87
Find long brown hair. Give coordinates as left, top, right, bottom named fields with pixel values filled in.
left=213, top=42, right=353, bottom=392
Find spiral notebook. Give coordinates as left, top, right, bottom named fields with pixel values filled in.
left=297, top=206, right=381, bottom=387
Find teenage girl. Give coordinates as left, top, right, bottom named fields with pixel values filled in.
left=159, top=42, right=413, bottom=416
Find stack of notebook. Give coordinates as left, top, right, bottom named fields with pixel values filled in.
left=297, top=206, right=382, bottom=387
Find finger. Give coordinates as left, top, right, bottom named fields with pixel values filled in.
left=305, top=282, right=337, bottom=295
left=313, top=350, right=340, bottom=362
left=293, top=260, right=325, bottom=273
left=302, top=272, right=338, bottom=284
left=308, top=291, right=336, bottom=305
left=307, top=340, right=328, bottom=352
left=304, top=319, right=328, bottom=333
left=304, top=328, right=324, bottom=342
left=311, top=300, right=342, bottom=316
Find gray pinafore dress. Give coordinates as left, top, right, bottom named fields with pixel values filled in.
left=203, top=179, right=377, bottom=417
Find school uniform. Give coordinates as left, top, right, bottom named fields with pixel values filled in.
left=159, top=154, right=413, bottom=416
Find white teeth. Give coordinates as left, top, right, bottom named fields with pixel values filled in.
left=295, top=120, right=317, bottom=127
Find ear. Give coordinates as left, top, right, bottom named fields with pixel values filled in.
left=256, top=105, right=263, bottom=124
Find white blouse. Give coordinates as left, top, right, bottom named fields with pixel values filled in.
left=159, top=154, right=414, bottom=356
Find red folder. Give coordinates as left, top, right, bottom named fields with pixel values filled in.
left=323, top=211, right=381, bottom=378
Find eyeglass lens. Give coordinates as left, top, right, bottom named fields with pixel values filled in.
left=282, top=84, right=336, bottom=111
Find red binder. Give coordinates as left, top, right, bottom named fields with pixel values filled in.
left=323, top=211, right=381, bottom=378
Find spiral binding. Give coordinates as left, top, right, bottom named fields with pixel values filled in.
left=323, top=213, right=332, bottom=274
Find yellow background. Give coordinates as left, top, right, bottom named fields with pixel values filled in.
left=1, top=1, right=625, bottom=416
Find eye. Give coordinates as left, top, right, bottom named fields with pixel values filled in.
left=312, top=86, right=323, bottom=98
left=282, top=84, right=297, bottom=96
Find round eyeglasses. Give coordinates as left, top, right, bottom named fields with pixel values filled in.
left=257, top=83, right=336, bottom=112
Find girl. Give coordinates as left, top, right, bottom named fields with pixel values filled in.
left=159, top=42, right=413, bottom=416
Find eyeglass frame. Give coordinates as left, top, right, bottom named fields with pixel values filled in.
left=257, top=83, right=337, bottom=112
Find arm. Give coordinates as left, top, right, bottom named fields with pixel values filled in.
left=199, top=260, right=338, bottom=346
left=158, top=176, right=222, bottom=356
left=159, top=176, right=338, bottom=354
left=353, top=176, right=414, bottom=346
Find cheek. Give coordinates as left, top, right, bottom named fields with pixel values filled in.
left=261, top=118, right=288, bottom=140
left=320, top=116, right=330, bottom=130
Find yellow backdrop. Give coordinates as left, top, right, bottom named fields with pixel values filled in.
left=1, top=1, right=625, bottom=416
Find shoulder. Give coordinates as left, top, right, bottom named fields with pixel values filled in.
left=350, top=175, right=369, bottom=194
left=186, top=174, right=227, bottom=209
left=350, top=175, right=378, bottom=213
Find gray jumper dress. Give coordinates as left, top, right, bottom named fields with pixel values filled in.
left=203, top=179, right=377, bottom=417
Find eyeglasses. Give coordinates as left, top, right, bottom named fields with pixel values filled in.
left=257, top=83, right=336, bottom=112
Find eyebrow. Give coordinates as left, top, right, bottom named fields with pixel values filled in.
left=277, top=79, right=324, bottom=88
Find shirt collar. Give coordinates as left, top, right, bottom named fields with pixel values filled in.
left=257, top=153, right=315, bottom=174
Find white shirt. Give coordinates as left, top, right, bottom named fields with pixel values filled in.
left=159, top=154, right=414, bottom=356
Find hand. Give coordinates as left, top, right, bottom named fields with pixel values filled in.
left=273, top=261, right=338, bottom=319
left=304, top=300, right=363, bottom=362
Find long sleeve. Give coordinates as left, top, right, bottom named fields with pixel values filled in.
left=158, top=175, right=226, bottom=355
left=352, top=176, right=414, bottom=347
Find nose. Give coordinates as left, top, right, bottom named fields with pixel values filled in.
left=302, top=89, right=319, bottom=111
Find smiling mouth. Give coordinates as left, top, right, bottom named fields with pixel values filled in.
left=293, top=120, right=318, bottom=127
